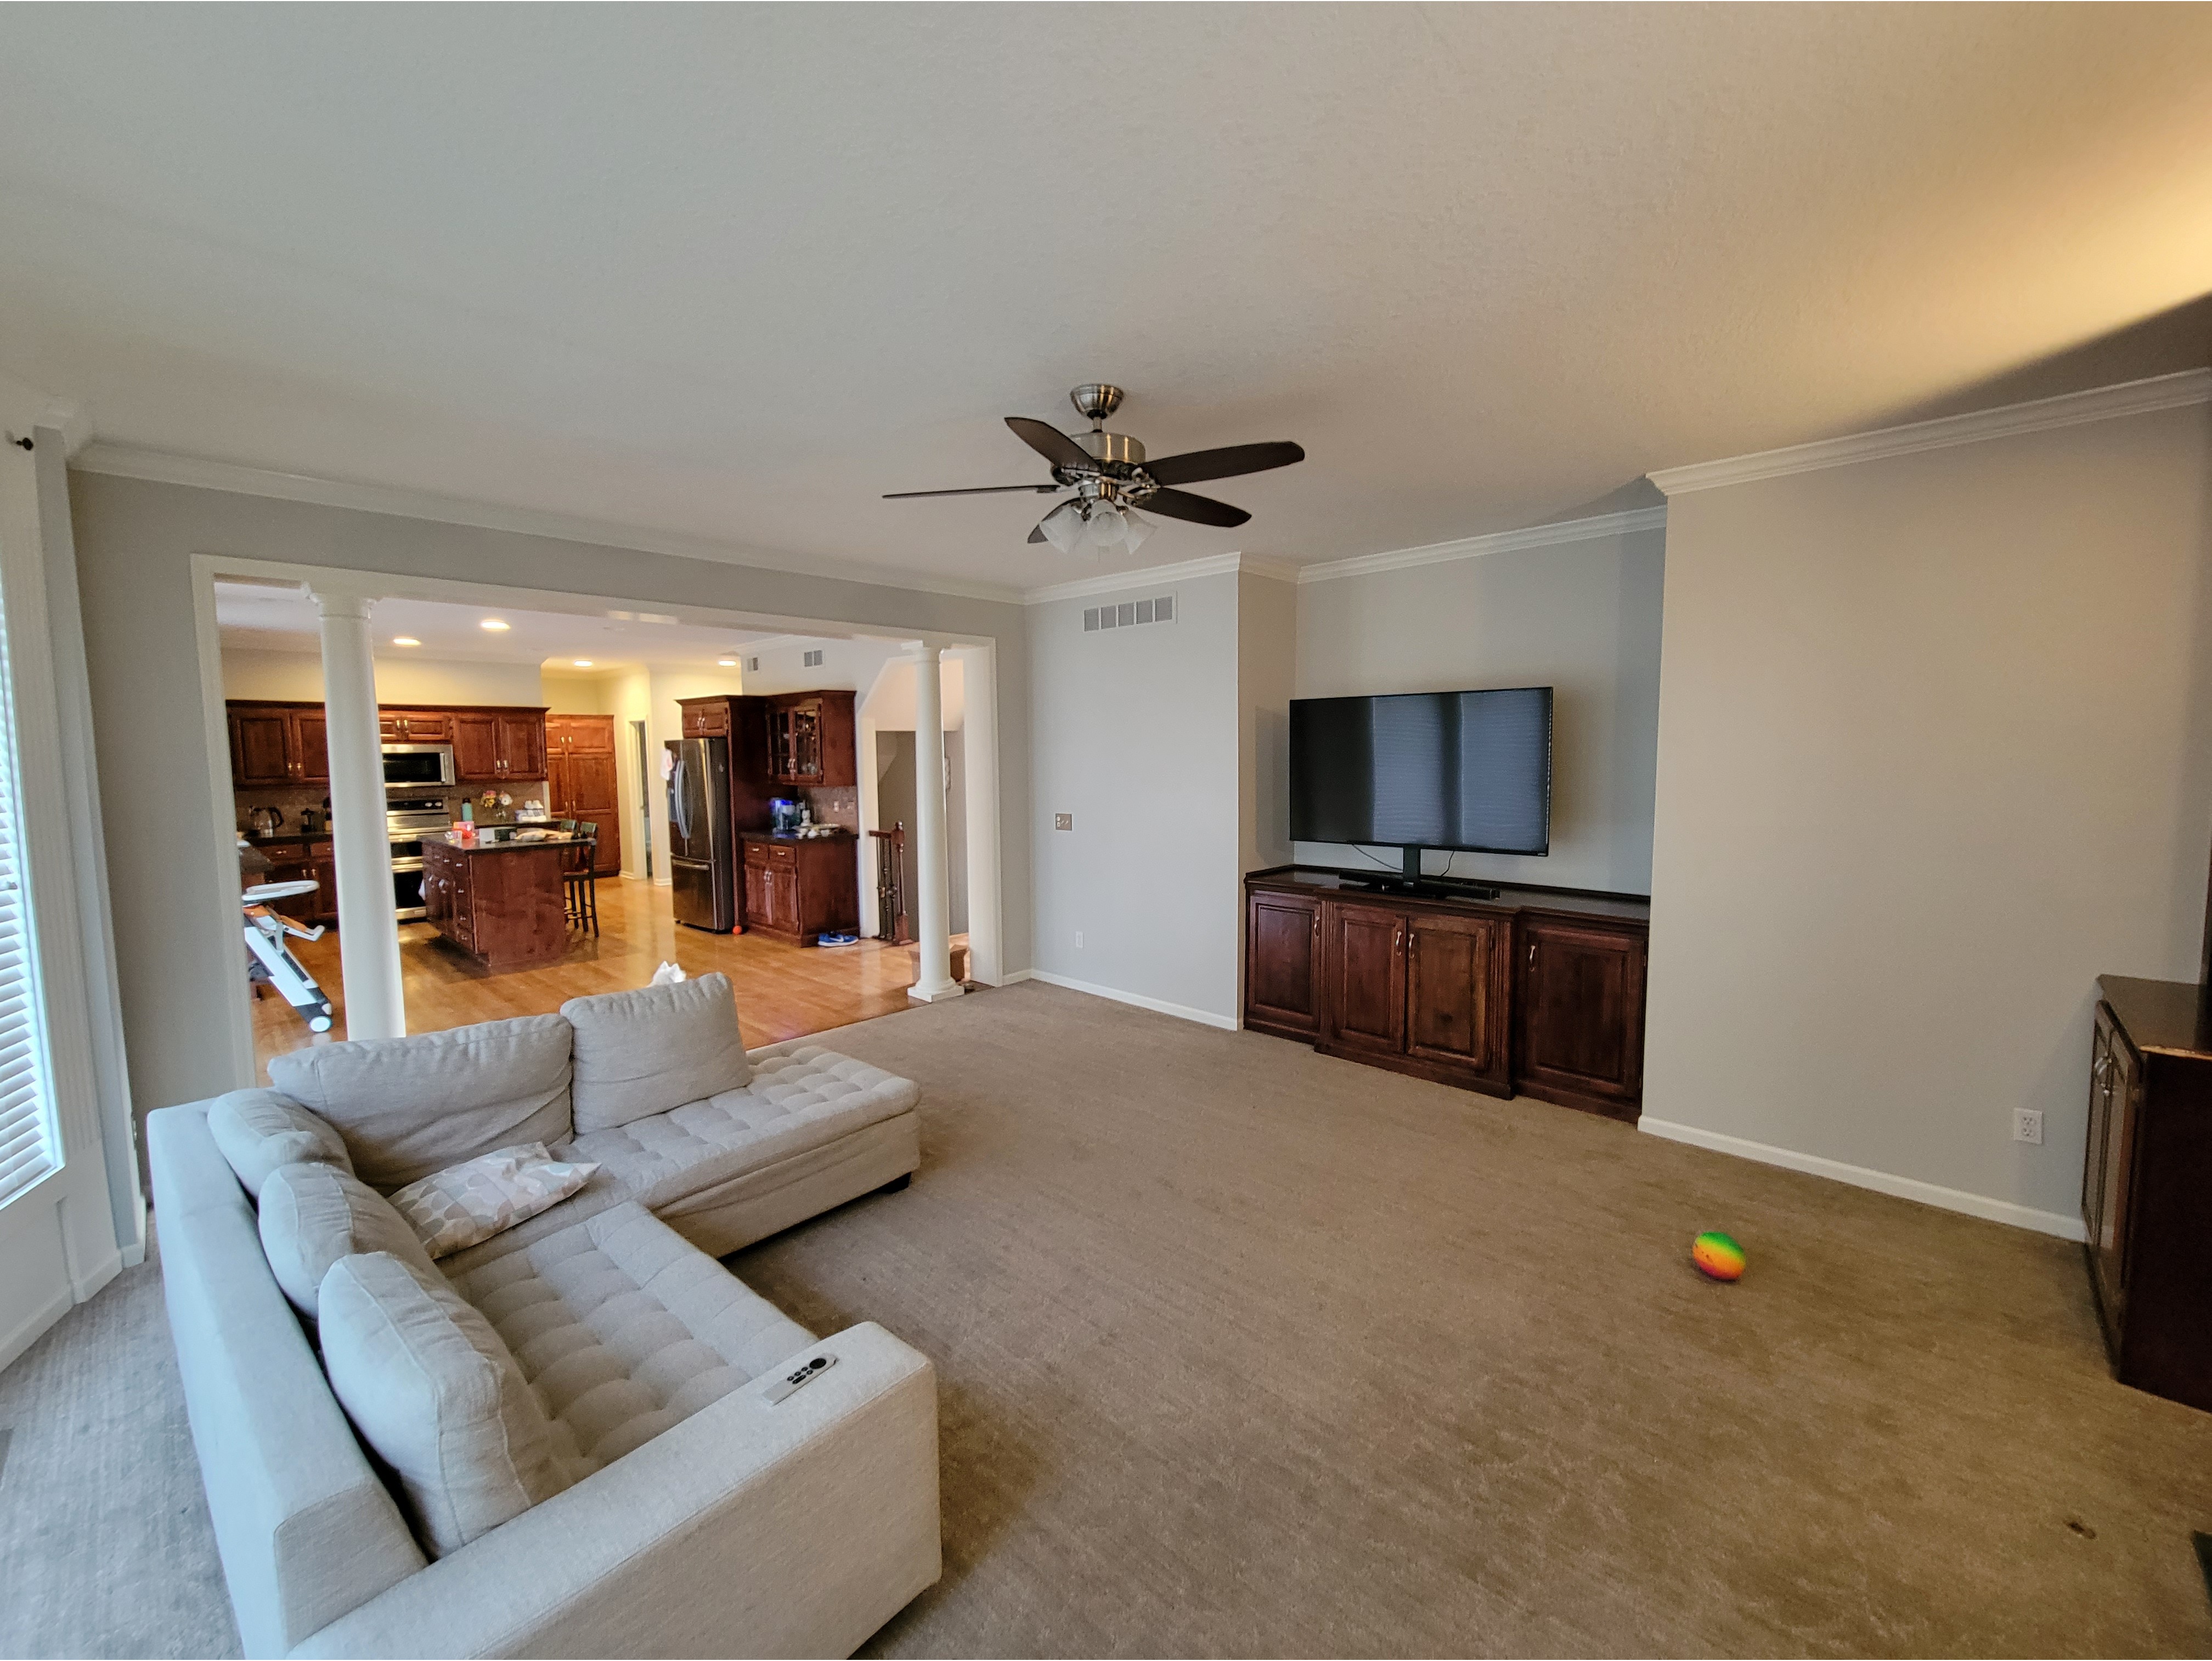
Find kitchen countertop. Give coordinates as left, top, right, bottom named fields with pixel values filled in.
left=424, top=830, right=579, bottom=854
left=240, top=830, right=332, bottom=844
left=738, top=829, right=855, bottom=841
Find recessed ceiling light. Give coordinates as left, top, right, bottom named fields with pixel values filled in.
left=391, top=636, right=421, bottom=647
left=479, top=618, right=510, bottom=632
left=572, top=659, right=593, bottom=668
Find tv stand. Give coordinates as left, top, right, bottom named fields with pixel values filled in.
left=1242, top=866, right=1650, bottom=1120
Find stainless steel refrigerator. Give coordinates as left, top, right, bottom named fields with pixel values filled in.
left=666, top=736, right=735, bottom=931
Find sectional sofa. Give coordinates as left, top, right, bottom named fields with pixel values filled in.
left=149, top=973, right=939, bottom=1658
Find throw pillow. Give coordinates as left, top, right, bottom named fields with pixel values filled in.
left=318, top=1252, right=572, bottom=1557
left=562, top=971, right=749, bottom=1133
left=206, top=1089, right=354, bottom=1199
left=268, top=1014, right=574, bottom=1190
left=388, top=1143, right=598, bottom=1259
left=257, top=1161, right=439, bottom=1319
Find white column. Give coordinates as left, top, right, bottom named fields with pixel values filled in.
left=907, top=644, right=964, bottom=1002
left=955, top=644, right=1003, bottom=985
left=312, top=587, right=405, bottom=1039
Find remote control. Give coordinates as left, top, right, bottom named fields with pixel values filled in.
left=762, top=1353, right=836, bottom=1404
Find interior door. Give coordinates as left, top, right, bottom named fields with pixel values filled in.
left=1246, top=892, right=1321, bottom=1035
left=1323, top=902, right=1406, bottom=1058
left=1406, top=912, right=1509, bottom=1082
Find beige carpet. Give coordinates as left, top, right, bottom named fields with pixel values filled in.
left=6, top=980, right=2212, bottom=1656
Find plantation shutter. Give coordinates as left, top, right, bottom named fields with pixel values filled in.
left=0, top=558, right=51, bottom=1206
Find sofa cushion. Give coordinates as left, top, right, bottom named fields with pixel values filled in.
left=562, top=973, right=749, bottom=1134
left=445, top=1202, right=814, bottom=1474
left=318, top=1252, right=573, bottom=1558
left=257, top=1162, right=439, bottom=1320
left=561, top=1045, right=918, bottom=1213
left=206, top=1089, right=353, bottom=1199
left=268, top=1015, right=574, bottom=1191
left=388, top=1143, right=599, bottom=1259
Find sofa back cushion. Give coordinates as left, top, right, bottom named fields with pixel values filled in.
left=318, top=1251, right=573, bottom=1558
left=562, top=973, right=749, bottom=1133
left=258, top=1162, right=440, bottom=1320
left=206, top=1088, right=354, bottom=1198
left=268, top=1015, right=574, bottom=1191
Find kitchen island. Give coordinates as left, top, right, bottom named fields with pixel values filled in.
left=420, top=831, right=573, bottom=972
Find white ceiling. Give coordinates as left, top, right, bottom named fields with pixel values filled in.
left=5, top=8, right=2210, bottom=592
left=213, top=581, right=795, bottom=670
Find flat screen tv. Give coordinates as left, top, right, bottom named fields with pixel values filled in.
left=1289, top=686, right=1553, bottom=858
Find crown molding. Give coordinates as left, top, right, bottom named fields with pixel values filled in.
left=1294, top=507, right=1669, bottom=585
left=1648, top=368, right=2212, bottom=496
left=1022, top=551, right=1255, bottom=604
left=71, top=442, right=1028, bottom=606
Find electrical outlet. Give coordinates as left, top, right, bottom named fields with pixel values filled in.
left=1074, top=930, right=1083, bottom=948
left=2013, top=1108, right=2044, bottom=1145
left=1054, top=813, right=1073, bottom=831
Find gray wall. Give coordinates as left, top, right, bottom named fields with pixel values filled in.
left=1028, top=571, right=1241, bottom=1021
left=1646, top=401, right=2212, bottom=1228
left=69, top=471, right=1031, bottom=1118
left=1293, top=525, right=1666, bottom=893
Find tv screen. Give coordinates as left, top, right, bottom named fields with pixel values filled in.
left=1289, top=686, right=1553, bottom=855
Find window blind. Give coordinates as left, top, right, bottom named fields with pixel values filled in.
left=0, top=566, right=51, bottom=1207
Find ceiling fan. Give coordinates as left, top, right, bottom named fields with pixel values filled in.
left=884, top=383, right=1305, bottom=556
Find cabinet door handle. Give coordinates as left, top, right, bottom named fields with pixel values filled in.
left=1527, top=941, right=1537, bottom=966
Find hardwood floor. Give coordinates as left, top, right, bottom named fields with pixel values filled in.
left=252, top=875, right=923, bottom=1083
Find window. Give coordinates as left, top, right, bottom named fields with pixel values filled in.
left=0, top=566, right=52, bottom=1206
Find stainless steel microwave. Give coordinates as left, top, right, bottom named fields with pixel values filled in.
left=382, top=743, right=455, bottom=790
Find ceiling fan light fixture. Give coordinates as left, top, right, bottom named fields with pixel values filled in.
left=1040, top=499, right=1085, bottom=555
left=1084, top=502, right=1128, bottom=555
left=1120, top=509, right=1155, bottom=556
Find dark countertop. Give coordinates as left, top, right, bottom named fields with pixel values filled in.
left=241, top=831, right=332, bottom=845
left=1247, top=864, right=1651, bottom=923
left=738, top=829, right=856, bottom=842
left=2100, top=974, right=2212, bottom=1058
left=424, top=830, right=577, bottom=855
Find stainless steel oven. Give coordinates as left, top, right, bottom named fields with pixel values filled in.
left=383, top=743, right=455, bottom=790
left=387, top=799, right=450, bottom=921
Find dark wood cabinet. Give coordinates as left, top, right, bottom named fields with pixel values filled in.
left=1322, top=902, right=1410, bottom=1060
left=227, top=702, right=327, bottom=788
left=546, top=715, right=622, bottom=877
left=1246, top=869, right=1648, bottom=1117
left=450, top=708, right=547, bottom=783
left=1244, top=890, right=1322, bottom=1039
left=1514, top=913, right=1646, bottom=1118
left=1407, top=911, right=1511, bottom=1087
left=378, top=709, right=453, bottom=743
left=421, top=838, right=568, bottom=972
left=738, top=834, right=857, bottom=944
left=765, top=691, right=856, bottom=788
left=2080, top=978, right=2212, bottom=1412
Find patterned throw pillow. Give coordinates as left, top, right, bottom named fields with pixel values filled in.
left=388, top=1143, right=597, bottom=1259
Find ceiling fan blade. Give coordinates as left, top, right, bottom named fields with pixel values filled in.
left=1142, top=488, right=1251, bottom=528
left=883, top=483, right=1059, bottom=499
left=1006, top=416, right=1095, bottom=472
left=1142, top=440, right=1305, bottom=488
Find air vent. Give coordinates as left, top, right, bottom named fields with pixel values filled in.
left=1083, top=594, right=1176, bottom=633
left=803, top=648, right=824, bottom=667
left=747, top=656, right=761, bottom=673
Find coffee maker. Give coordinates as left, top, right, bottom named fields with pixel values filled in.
left=769, top=797, right=805, bottom=835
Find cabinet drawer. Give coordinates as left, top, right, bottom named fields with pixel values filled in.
left=743, top=840, right=772, bottom=868
left=768, top=842, right=796, bottom=866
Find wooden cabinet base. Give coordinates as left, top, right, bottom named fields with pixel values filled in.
left=1246, top=868, right=1649, bottom=1121
left=422, top=840, right=570, bottom=973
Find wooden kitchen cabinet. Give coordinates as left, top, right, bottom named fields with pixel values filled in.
left=379, top=708, right=454, bottom=742
left=765, top=691, right=856, bottom=788
left=546, top=714, right=622, bottom=875
left=227, top=702, right=328, bottom=788
left=421, top=837, right=568, bottom=971
left=738, top=833, right=857, bottom=944
left=452, top=708, right=548, bottom=783
left=1246, top=869, right=1647, bottom=1118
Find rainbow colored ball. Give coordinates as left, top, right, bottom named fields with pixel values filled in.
left=1691, top=1231, right=1746, bottom=1281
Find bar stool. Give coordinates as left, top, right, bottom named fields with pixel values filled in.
left=562, top=823, right=600, bottom=937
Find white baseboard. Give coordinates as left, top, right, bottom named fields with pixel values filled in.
left=1012, top=969, right=1239, bottom=1032
left=1639, top=1117, right=2086, bottom=1241
left=0, top=1283, right=74, bottom=1376
left=69, top=1246, right=123, bottom=1304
